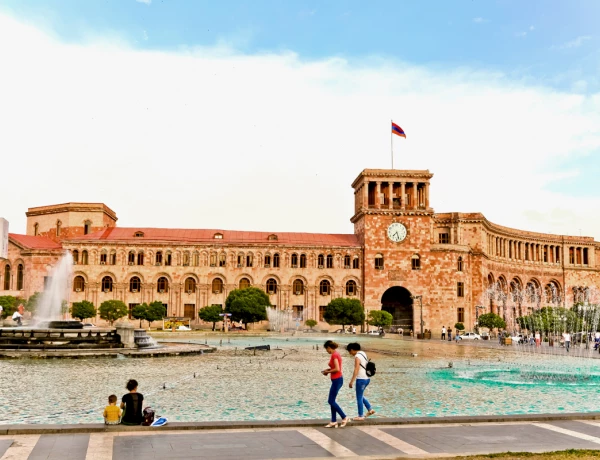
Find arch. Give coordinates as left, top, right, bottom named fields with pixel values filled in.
left=246, top=252, right=254, bottom=267
left=73, top=275, right=85, bottom=292
left=137, top=251, right=144, bottom=266
left=291, top=253, right=298, bottom=267
left=545, top=280, right=561, bottom=304
left=235, top=274, right=255, bottom=285
left=16, top=264, right=24, bottom=290
left=264, top=253, right=272, bottom=267
left=526, top=278, right=541, bottom=305
left=157, top=277, right=169, bottom=293
left=319, top=279, right=331, bottom=296
left=239, top=277, right=251, bottom=289
left=72, top=250, right=79, bottom=264
left=193, top=251, right=200, bottom=267
left=101, top=275, right=113, bottom=292
left=381, top=286, right=413, bottom=329
left=109, top=250, right=117, bottom=265
left=345, top=280, right=357, bottom=296
left=300, top=253, right=307, bottom=268
left=128, top=251, right=136, bottom=265
left=81, top=250, right=89, bottom=265
left=375, top=253, right=384, bottom=270
left=184, top=277, right=197, bottom=293
left=218, top=252, right=226, bottom=267
left=155, top=251, right=163, bottom=265
left=56, top=220, right=62, bottom=236
left=457, top=256, right=463, bottom=272
left=211, top=277, right=224, bottom=294
left=266, top=278, right=278, bottom=294
left=344, top=255, right=351, bottom=268
left=129, top=276, right=141, bottom=292
left=182, top=251, right=191, bottom=266
left=292, top=279, right=304, bottom=295
left=326, top=254, right=334, bottom=268
left=317, top=254, right=325, bottom=267
left=261, top=273, right=282, bottom=285
left=411, top=253, right=420, bottom=270
left=3, top=264, right=10, bottom=290
left=165, top=251, right=173, bottom=266
left=33, top=222, right=39, bottom=236
left=273, top=253, right=280, bottom=268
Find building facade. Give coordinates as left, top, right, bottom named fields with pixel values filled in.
left=2, top=168, right=599, bottom=332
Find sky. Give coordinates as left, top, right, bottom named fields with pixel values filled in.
left=1, top=0, right=599, bottom=239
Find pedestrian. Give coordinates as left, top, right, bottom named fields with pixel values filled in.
left=563, top=332, right=571, bottom=353
left=352, top=326, right=356, bottom=335
left=346, top=343, right=376, bottom=421
left=447, top=328, right=452, bottom=341
left=498, top=329, right=503, bottom=346
left=594, top=332, right=600, bottom=350
left=120, top=379, right=144, bottom=425
left=322, top=340, right=349, bottom=428
left=535, top=331, right=541, bottom=348
left=441, top=326, right=446, bottom=340
left=103, top=395, right=122, bottom=425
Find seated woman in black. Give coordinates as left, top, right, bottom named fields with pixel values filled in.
left=120, top=379, right=144, bottom=425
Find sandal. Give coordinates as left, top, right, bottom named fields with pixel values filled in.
left=324, top=422, right=338, bottom=428
left=340, top=417, right=350, bottom=428
left=353, top=416, right=366, bottom=421
left=366, top=409, right=376, bottom=417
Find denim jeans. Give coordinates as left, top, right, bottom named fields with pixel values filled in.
left=355, top=378, right=372, bottom=417
left=328, top=377, right=346, bottom=422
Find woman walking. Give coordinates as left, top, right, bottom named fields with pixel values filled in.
left=347, top=342, right=376, bottom=421
left=322, top=340, right=349, bottom=428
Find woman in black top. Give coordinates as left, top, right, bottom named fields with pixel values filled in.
left=120, top=379, right=144, bottom=425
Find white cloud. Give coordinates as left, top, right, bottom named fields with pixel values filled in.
left=1, top=12, right=600, bottom=241
left=529, top=25, right=535, bottom=31
left=472, top=17, right=487, bottom=23
left=555, top=35, right=592, bottom=50
left=136, top=0, right=151, bottom=4
left=143, top=30, right=148, bottom=41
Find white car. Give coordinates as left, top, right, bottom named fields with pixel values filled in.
left=458, top=332, right=481, bottom=340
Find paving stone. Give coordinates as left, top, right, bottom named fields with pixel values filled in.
left=28, top=433, right=90, bottom=460
left=0, top=439, right=13, bottom=458
left=315, top=426, right=401, bottom=456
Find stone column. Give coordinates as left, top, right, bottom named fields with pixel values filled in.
left=115, top=320, right=136, bottom=348
left=401, top=182, right=406, bottom=209
left=376, top=182, right=381, bottom=209
left=362, top=182, right=368, bottom=209
left=388, top=182, right=393, bottom=209
left=412, top=182, right=418, bottom=209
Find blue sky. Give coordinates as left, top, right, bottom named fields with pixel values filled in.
left=1, top=1, right=599, bottom=236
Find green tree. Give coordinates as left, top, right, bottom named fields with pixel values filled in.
left=367, top=310, right=393, bottom=328
left=477, top=313, right=506, bottom=331
left=225, top=287, right=270, bottom=329
left=305, top=319, right=318, bottom=330
left=199, top=304, right=223, bottom=331
left=324, top=298, right=365, bottom=330
left=98, top=300, right=128, bottom=325
left=25, top=292, right=42, bottom=317
left=454, top=322, right=465, bottom=331
left=132, top=303, right=149, bottom=328
left=70, top=301, right=97, bottom=321
left=0, top=295, right=20, bottom=319
left=146, top=301, right=167, bottom=327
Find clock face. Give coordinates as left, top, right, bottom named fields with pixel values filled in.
left=387, top=222, right=407, bottom=243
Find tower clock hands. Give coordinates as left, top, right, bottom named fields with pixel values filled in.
left=394, top=232, right=399, bottom=240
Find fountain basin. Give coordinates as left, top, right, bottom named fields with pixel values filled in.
left=0, top=327, right=123, bottom=350
left=36, top=321, right=84, bottom=329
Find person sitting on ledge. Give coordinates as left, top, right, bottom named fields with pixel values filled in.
left=103, top=394, right=122, bottom=425
left=120, top=379, right=144, bottom=425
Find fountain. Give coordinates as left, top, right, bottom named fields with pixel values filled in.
left=266, top=307, right=293, bottom=332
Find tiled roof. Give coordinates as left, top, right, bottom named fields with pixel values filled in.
left=9, top=234, right=63, bottom=250
left=68, top=227, right=360, bottom=247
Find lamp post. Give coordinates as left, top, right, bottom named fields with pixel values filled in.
left=410, top=295, right=423, bottom=337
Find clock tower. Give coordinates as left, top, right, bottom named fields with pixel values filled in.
left=351, top=169, right=434, bottom=333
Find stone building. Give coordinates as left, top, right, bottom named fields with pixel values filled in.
left=2, top=168, right=599, bottom=332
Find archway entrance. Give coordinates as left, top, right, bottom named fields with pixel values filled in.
left=381, top=286, right=413, bottom=332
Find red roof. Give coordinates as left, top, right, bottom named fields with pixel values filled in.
left=68, top=227, right=360, bottom=247
left=9, top=234, right=63, bottom=250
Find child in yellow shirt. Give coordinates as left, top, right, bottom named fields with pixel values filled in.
left=103, top=395, right=122, bottom=425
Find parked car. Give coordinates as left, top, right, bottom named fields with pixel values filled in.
left=366, top=330, right=380, bottom=335
left=82, top=323, right=98, bottom=328
left=458, top=332, right=481, bottom=340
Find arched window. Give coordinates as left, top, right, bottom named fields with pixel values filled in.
left=74, top=275, right=85, bottom=292
left=264, top=254, right=272, bottom=267
left=375, top=254, right=384, bottom=270
left=293, top=279, right=304, bottom=295
left=110, top=251, right=116, bottom=265
left=344, top=255, right=351, bottom=268
left=239, top=278, right=250, bottom=289
left=183, top=252, right=190, bottom=266
left=319, top=280, right=330, bottom=295
left=193, top=252, right=200, bottom=266
left=155, top=251, right=163, bottom=265
left=273, top=253, right=280, bottom=268
left=218, top=253, right=226, bottom=267
left=318, top=254, right=325, bottom=267
left=411, top=254, right=421, bottom=270
left=157, top=277, right=169, bottom=293
left=246, top=253, right=253, bottom=267
left=137, top=252, right=144, bottom=266
left=237, top=253, right=244, bottom=267
left=346, top=280, right=357, bottom=296
left=291, top=253, right=298, bottom=268
left=2, top=265, right=9, bottom=290
left=33, top=223, right=39, bottom=236
left=72, top=250, right=79, bottom=264
left=326, top=254, right=334, bottom=268
left=56, top=220, right=62, bottom=237
left=266, top=278, right=278, bottom=294
left=81, top=250, right=88, bottom=265
left=457, top=256, right=463, bottom=272
left=100, top=250, right=107, bottom=264
left=352, top=257, right=360, bottom=269
left=128, top=251, right=135, bottom=265
left=130, top=276, right=141, bottom=292
left=185, top=277, right=196, bottom=293
left=16, top=264, right=24, bottom=290
left=209, top=253, right=217, bottom=266
left=84, top=221, right=91, bottom=235
left=300, top=254, right=307, bottom=268
left=165, top=252, right=172, bottom=266
left=212, top=278, right=223, bottom=294
left=101, top=276, right=113, bottom=292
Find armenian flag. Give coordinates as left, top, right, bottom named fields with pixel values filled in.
left=392, top=122, right=406, bottom=138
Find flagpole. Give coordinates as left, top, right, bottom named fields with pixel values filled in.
left=391, top=119, right=394, bottom=169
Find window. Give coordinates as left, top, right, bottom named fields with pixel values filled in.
left=346, top=280, right=356, bottom=296
left=264, top=255, right=271, bottom=267
left=56, top=220, right=62, bottom=237
left=291, top=253, right=298, bottom=268
left=185, top=277, right=196, bottom=293
left=193, top=252, right=200, bottom=266
left=134, top=231, right=144, bottom=238
left=319, top=306, right=326, bottom=322
left=584, top=248, right=589, bottom=265
left=239, top=278, right=250, bottom=289
left=34, top=223, right=39, bottom=236
left=569, top=247, right=575, bottom=264
left=375, top=254, right=384, bottom=270
left=165, top=252, right=172, bottom=266
left=237, top=254, right=243, bottom=267
left=100, top=252, right=107, bottom=264
left=273, top=253, right=280, bottom=268
left=183, top=252, right=190, bottom=266
left=300, top=254, right=306, bottom=268
left=457, top=307, right=465, bottom=323
left=102, top=276, right=113, bottom=292
left=293, top=279, right=304, bottom=295
left=457, top=256, right=463, bottom=272
left=326, top=254, right=334, bottom=268
left=68, top=273, right=83, bottom=294
left=129, top=276, right=141, bottom=292
left=266, top=278, right=277, bottom=294
left=84, top=221, right=91, bottom=235
left=128, top=251, right=135, bottom=265
left=212, top=278, right=224, bottom=294
left=411, top=254, right=420, bottom=270
left=210, top=253, right=217, bottom=267
left=319, top=280, right=331, bottom=296
left=16, top=264, right=24, bottom=290
left=246, top=253, right=253, bottom=267
left=157, top=277, right=169, bottom=293
left=318, top=254, right=325, bottom=268
left=184, top=304, right=195, bottom=319
left=110, top=251, right=116, bottom=265
left=268, top=234, right=278, bottom=241
left=72, top=250, right=79, bottom=264
left=292, top=305, right=304, bottom=320
left=438, top=233, right=449, bottom=244
left=352, top=257, right=360, bottom=269
left=81, top=250, right=88, bottom=265
left=219, top=253, right=226, bottom=267
left=344, top=255, right=351, bottom=268
left=457, top=282, right=465, bottom=297
left=156, top=251, right=163, bottom=265
left=214, top=233, right=223, bottom=239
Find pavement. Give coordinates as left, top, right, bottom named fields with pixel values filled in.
left=3, top=416, right=600, bottom=460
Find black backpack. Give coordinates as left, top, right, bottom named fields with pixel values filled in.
left=142, top=407, right=155, bottom=426
left=358, top=352, right=376, bottom=377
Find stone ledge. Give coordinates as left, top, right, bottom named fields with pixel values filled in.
left=2, top=412, right=600, bottom=435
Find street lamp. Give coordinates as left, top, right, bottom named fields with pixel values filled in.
left=410, top=295, right=423, bottom=337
